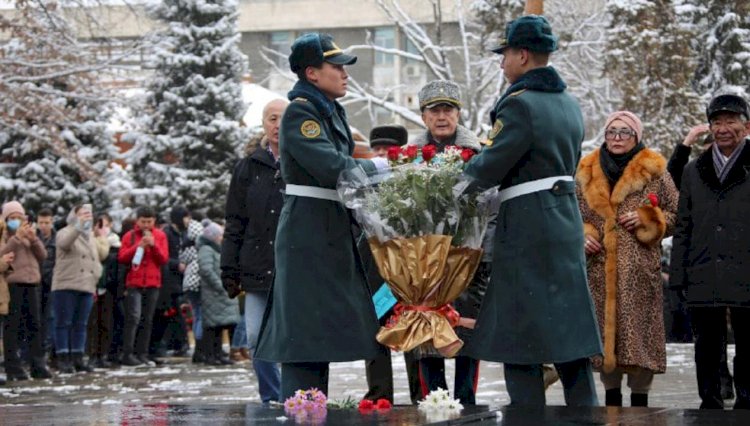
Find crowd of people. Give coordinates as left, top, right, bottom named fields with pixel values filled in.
left=0, top=202, right=251, bottom=384
left=1, top=14, right=748, bottom=413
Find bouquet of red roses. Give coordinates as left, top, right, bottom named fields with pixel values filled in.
left=338, top=145, right=495, bottom=357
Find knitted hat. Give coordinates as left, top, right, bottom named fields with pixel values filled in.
left=202, top=222, right=223, bottom=242
left=1, top=201, right=25, bottom=221
left=605, top=111, right=643, bottom=142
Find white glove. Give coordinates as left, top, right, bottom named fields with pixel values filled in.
left=370, top=157, right=390, bottom=171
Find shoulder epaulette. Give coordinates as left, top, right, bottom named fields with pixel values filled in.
left=509, top=89, right=527, bottom=97
left=292, top=97, right=308, bottom=103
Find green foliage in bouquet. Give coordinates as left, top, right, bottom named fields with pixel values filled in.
left=356, top=145, right=492, bottom=248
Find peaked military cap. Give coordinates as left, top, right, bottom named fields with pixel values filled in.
left=289, top=33, right=357, bottom=73
left=418, top=80, right=462, bottom=111
left=707, top=94, right=749, bottom=121
left=369, top=124, right=408, bottom=148
left=491, top=15, right=558, bottom=54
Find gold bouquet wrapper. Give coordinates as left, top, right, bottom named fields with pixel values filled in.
left=369, top=235, right=483, bottom=358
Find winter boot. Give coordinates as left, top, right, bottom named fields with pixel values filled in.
left=239, top=348, right=251, bottom=361
left=605, top=388, right=622, bottom=407
left=72, top=353, right=94, bottom=372
left=192, top=338, right=207, bottom=363
left=30, top=357, right=53, bottom=379
left=5, top=361, right=30, bottom=382
left=56, top=353, right=75, bottom=374
left=230, top=348, right=245, bottom=362
left=631, top=393, right=648, bottom=407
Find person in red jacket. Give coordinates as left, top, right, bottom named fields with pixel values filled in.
left=117, top=206, right=169, bottom=367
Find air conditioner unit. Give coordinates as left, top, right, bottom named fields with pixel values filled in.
left=404, top=64, right=423, bottom=79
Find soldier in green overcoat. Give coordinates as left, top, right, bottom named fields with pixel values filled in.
left=253, top=33, right=390, bottom=399
left=461, top=16, right=602, bottom=406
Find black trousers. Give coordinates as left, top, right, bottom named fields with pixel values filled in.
left=364, top=350, right=422, bottom=404
left=3, top=284, right=44, bottom=372
left=690, top=307, right=750, bottom=409
left=87, top=291, right=113, bottom=358
left=150, top=293, right=188, bottom=355
left=281, top=362, right=330, bottom=400
left=418, top=356, right=480, bottom=405
left=121, top=287, right=159, bottom=357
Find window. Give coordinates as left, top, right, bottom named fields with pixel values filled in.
left=270, top=31, right=293, bottom=67
left=373, top=27, right=395, bottom=66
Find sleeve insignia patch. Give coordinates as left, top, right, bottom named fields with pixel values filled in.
left=488, top=119, right=503, bottom=139
left=300, top=120, right=321, bottom=138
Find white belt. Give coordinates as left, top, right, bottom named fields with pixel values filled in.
left=498, top=176, right=574, bottom=203
left=285, top=184, right=341, bottom=202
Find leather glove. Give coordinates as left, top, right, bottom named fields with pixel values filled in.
left=222, top=276, right=242, bottom=299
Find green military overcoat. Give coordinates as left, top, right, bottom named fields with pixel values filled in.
left=462, top=67, right=602, bottom=364
left=254, top=80, right=383, bottom=363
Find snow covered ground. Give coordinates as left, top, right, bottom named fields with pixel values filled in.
left=0, top=344, right=720, bottom=408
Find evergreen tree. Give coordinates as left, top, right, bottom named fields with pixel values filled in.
left=604, top=0, right=703, bottom=155
left=127, top=0, right=250, bottom=217
left=0, top=1, right=121, bottom=216
left=690, top=0, right=750, bottom=98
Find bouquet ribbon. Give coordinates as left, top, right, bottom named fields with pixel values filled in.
left=388, top=303, right=461, bottom=329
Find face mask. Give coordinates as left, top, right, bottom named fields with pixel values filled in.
left=7, top=219, right=21, bottom=231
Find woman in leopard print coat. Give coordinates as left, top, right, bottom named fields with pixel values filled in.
left=575, top=111, right=679, bottom=407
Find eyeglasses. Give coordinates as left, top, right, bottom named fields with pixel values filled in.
left=604, top=129, right=635, bottom=140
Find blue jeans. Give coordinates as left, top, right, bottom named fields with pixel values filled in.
left=52, top=290, right=94, bottom=354
left=232, top=313, right=248, bottom=348
left=246, top=290, right=280, bottom=403
left=186, top=291, right=202, bottom=341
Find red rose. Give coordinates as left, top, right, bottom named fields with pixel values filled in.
left=358, top=399, right=375, bottom=412
left=404, top=145, right=419, bottom=160
left=647, top=193, right=659, bottom=207
left=421, top=145, right=437, bottom=162
left=461, top=148, right=476, bottom=163
left=387, top=146, right=401, bottom=162
left=375, top=399, right=392, bottom=410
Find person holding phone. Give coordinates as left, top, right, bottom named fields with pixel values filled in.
left=51, top=204, right=109, bottom=373
left=0, top=201, right=51, bottom=381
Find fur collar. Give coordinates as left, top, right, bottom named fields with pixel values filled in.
left=499, top=66, right=567, bottom=102
left=577, top=147, right=666, bottom=219
left=288, top=80, right=341, bottom=118
left=410, top=125, right=481, bottom=151
left=695, top=141, right=750, bottom=191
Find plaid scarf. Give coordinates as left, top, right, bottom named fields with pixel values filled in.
left=712, top=140, right=746, bottom=183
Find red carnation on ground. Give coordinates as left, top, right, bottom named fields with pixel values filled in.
left=421, top=145, right=437, bottom=162
left=645, top=193, right=659, bottom=207
left=461, top=148, right=476, bottom=163
left=404, top=145, right=419, bottom=160
left=358, top=399, right=375, bottom=412
left=387, top=146, right=401, bottom=162
left=375, top=399, right=392, bottom=410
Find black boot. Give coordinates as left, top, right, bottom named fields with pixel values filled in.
left=631, top=393, right=648, bottom=407
left=605, top=388, right=622, bottom=407
left=5, top=362, right=30, bottom=382
left=192, top=338, right=206, bottom=363
left=57, top=353, right=75, bottom=374
left=72, top=353, right=94, bottom=372
left=30, top=357, right=53, bottom=379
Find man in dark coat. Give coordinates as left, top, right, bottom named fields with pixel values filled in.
left=221, top=98, right=288, bottom=403
left=253, top=33, right=390, bottom=399
left=149, top=206, right=190, bottom=360
left=670, top=93, right=750, bottom=410
left=461, top=15, right=602, bottom=407
left=408, top=80, right=485, bottom=405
